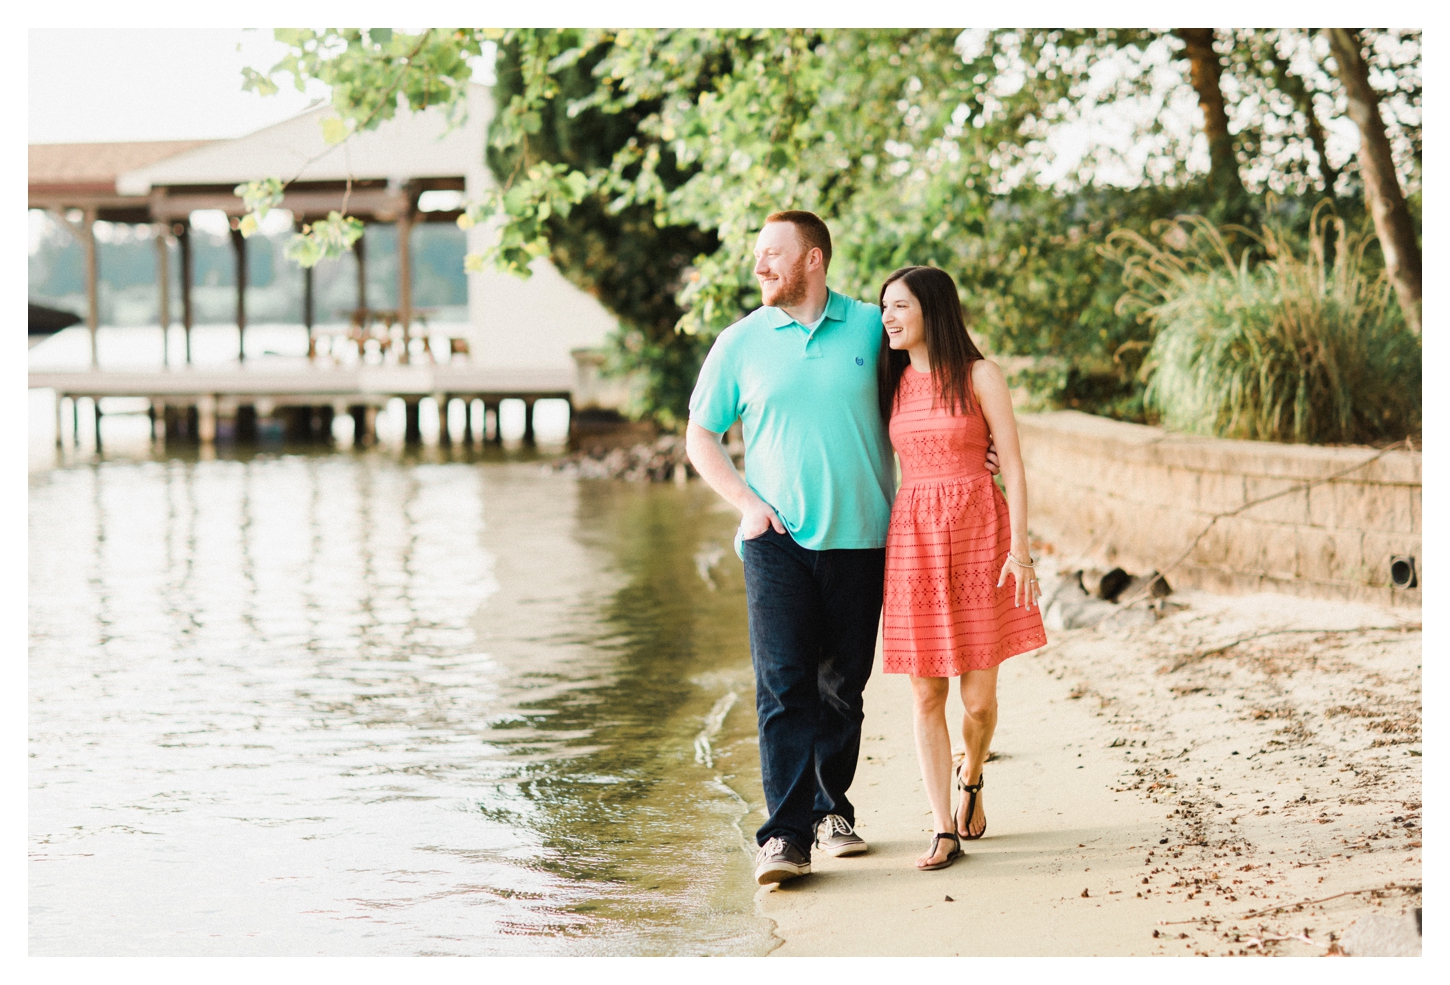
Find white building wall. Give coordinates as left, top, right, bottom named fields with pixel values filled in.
left=463, top=87, right=620, bottom=372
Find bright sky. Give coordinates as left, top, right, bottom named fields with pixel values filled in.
left=29, top=29, right=333, bottom=144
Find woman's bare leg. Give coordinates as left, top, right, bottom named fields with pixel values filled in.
left=910, top=675, right=954, bottom=867
left=957, top=666, right=999, bottom=838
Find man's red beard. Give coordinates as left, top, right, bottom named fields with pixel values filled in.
left=761, top=254, right=810, bottom=308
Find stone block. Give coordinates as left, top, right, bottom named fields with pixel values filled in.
left=1077, top=451, right=1120, bottom=495
left=1390, top=583, right=1422, bottom=607
left=1325, top=481, right=1416, bottom=534
left=1218, top=518, right=1294, bottom=579
left=1246, top=520, right=1299, bottom=580
left=1177, top=563, right=1265, bottom=597
left=1121, top=461, right=1169, bottom=506
left=1163, top=466, right=1200, bottom=508
left=1146, top=504, right=1202, bottom=561
left=1196, top=471, right=1246, bottom=514
left=1411, top=486, right=1420, bottom=534
left=1221, top=519, right=1264, bottom=573
left=1294, top=527, right=1364, bottom=583
left=1355, top=449, right=1422, bottom=486
left=1307, top=483, right=1335, bottom=529
left=1241, top=475, right=1311, bottom=525
left=1193, top=521, right=1233, bottom=567
left=1080, top=455, right=1120, bottom=497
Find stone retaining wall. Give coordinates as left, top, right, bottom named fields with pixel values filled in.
left=1017, top=410, right=1422, bottom=606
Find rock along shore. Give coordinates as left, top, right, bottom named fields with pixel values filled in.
left=550, top=434, right=744, bottom=483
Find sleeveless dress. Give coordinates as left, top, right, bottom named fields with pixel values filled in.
left=882, top=365, right=1047, bottom=677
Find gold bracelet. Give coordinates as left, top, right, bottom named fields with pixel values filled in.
left=1008, top=552, right=1035, bottom=567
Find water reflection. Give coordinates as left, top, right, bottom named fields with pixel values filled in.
left=29, top=451, right=772, bottom=955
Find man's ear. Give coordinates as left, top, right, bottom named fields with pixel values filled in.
left=809, top=247, right=824, bottom=270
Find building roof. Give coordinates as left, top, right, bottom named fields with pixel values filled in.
left=118, top=84, right=490, bottom=195
left=28, top=140, right=215, bottom=194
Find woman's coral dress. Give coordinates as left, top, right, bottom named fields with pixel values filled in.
left=882, top=366, right=1047, bottom=677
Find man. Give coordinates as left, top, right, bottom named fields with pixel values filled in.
left=686, top=211, right=895, bottom=885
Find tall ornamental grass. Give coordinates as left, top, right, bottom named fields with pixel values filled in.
left=1105, top=204, right=1421, bottom=444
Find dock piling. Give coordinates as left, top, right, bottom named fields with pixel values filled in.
left=464, top=399, right=480, bottom=446
left=236, top=404, right=258, bottom=443
left=404, top=398, right=422, bottom=446
left=230, top=224, right=247, bottom=363
left=436, top=395, right=452, bottom=448
left=178, top=223, right=193, bottom=365
left=349, top=405, right=370, bottom=447
left=316, top=405, right=335, bottom=444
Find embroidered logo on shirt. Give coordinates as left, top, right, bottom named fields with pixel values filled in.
left=855, top=356, right=864, bottom=366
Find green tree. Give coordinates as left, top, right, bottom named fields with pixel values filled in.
left=240, top=28, right=1421, bottom=427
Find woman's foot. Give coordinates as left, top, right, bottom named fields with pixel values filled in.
left=915, top=832, right=961, bottom=870
left=956, top=766, right=986, bottom=840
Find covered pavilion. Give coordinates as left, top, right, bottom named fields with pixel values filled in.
left=29, top=83, right=618, bottom=377
left=28, top=138, right=215, bottom=365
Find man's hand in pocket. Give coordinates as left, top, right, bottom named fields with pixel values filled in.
left=741, top=499, right=786, bottom=540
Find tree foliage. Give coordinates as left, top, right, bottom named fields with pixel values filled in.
left=240, top=28, right=1421, bottom=430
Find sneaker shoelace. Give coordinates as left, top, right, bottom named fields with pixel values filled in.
left=760, top=836, right=791, bottom=858
left=820, top=814, right=853, bottom=838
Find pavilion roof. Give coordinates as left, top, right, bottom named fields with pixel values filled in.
left=118, top=84, right=489, bottom=195
left=29, top=140, right=215, bottom=195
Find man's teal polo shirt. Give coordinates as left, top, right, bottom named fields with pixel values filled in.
left=688, top=288, right=895, bottom=553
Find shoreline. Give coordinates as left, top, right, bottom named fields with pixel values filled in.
left=756, top=579, right=1421, bottom=956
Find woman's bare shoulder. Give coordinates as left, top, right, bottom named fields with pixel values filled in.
left=970, top=358, right=1008, bottom=389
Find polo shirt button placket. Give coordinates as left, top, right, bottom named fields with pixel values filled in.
left=802, top=324, right=824, bottom=360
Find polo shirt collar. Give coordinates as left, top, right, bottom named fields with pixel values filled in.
left=764, top=289, right=847, bottom=329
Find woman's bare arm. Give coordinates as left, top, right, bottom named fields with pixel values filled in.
left=971, top=360, right=1039, bottom=608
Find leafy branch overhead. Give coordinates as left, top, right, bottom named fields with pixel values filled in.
left=238, top=28, right=486, bottom=263
left=237, top=28, right=1420, bottom=431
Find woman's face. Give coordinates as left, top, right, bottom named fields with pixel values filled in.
left=882, top=279, right=925, bottom=354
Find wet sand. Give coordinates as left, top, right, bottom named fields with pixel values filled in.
left=758, top=578, right=1421, bottom=956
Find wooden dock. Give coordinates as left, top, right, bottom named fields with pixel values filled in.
left=30, top=363, right=580, bottom=448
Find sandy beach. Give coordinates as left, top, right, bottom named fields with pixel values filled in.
left=757, top=574, right=1422, bottom=956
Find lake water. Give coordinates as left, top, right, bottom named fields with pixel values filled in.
left=28, top=434, right=775, bottom=954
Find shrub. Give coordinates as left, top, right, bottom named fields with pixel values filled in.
left=1105, top=204, right=1421, bottom=444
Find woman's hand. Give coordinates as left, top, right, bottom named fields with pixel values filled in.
left=998, top=553, right=1041, bottom=609
left=983, top=439, right=1001, bottom=476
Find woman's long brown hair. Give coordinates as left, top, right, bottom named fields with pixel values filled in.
left=877, top=265, right=985, bottom=420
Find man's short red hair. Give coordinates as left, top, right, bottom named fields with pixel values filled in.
left=765, top=210, right=832, bottom=270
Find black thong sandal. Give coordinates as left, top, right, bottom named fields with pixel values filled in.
left=957, top=767, right=987, bottom=840
left=917, top=832, right=962, bottom=871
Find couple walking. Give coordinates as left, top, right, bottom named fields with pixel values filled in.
left=686, top=210, right=1047, bottom=883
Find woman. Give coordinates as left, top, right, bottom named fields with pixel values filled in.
left=878, top=266, right=1047, bottom=871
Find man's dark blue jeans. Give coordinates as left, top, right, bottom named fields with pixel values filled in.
left=742, top=527, right=885, bottom=855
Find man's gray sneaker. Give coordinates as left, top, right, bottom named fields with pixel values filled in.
left=814, top=814, right=868, bottom=857
left=754, top=836, right=811, bottom=885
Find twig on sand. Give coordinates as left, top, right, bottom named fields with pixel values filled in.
left=1156, top=882, right=1422, bottom=925
left=1243, top=932, right=1322, bottom=949
left=1236, top=883, right=1421, bottom=921
left=1165, top=625, right=1420, bottom=673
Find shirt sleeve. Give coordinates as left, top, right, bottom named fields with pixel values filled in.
left=688, top=331, right=741, bottom=434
